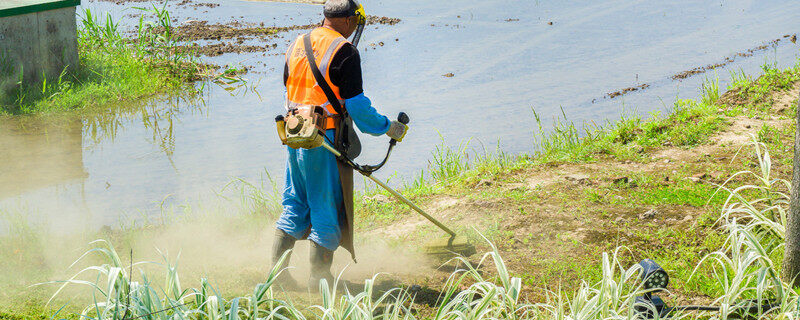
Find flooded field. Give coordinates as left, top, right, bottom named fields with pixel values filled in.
left=2, top=0, right=800, bottom=231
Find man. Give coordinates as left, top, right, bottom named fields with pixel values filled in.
left=273, top=0, right=407, bottom=289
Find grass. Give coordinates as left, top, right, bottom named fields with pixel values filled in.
left=701, top=75, right=721, bottom=106
left=0, top=6, right=206, bottom=114
left=529, top=61, right=800, bottom=166
left=30, top=144, right=800, bottom=319
left=219, top=169, right=284, bottom=220
left=429, top=134, right=473, bottom=182
left=342, top=57, right=800, bottom=306
left=3, top=44, right=800, bottom=320
left=530, top=97, right=725, bottom=164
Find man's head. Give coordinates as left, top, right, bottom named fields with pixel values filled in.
left=323, top=0, right=365, bottom=39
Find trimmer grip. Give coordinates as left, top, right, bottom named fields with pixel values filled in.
left=398, top=112, right=410, bottom=125
left=275, top=114, right=288, bottom=145
left=389, top=112, right=409, bottom=145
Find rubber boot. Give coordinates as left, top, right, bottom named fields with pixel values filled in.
left=308, top=241, right=335, bottom=292
left=271, top=229, right=299, bottom=290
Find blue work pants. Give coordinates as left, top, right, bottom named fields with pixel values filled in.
left=275, top=93, right=391, bottom=251
left=275, top=130, right=343, bottom=251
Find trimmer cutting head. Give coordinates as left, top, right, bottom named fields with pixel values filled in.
left=422, top=235, right=476, bottom=259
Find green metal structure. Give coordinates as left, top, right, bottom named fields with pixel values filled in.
left=0, top=0, right=81, bottom=18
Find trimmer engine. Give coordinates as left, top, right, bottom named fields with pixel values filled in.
left=276, top=105, right=327, bottom=149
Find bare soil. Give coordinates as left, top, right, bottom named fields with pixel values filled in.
left=167, top=21, right=317, bottom=42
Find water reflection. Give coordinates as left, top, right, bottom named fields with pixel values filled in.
left=82, top=93, right=208, bottom=156
left=3, top=0, right=800, bottom=231
left=0, top=116, right=87, bottom=200
left=0, top=90, right=210, bottom=213
left=0, top=88, right=212, bottom=229
left=0, top=75, right=272, bottom=231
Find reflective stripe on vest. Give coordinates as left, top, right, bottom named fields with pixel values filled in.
left=285, top=27, right=349, bottom=129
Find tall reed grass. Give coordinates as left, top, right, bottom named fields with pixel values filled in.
left=688, top=138, right=794, bottom=318
left=42, top=238, right=662, bottom=320
left=39, top=138, right=800, bottom=320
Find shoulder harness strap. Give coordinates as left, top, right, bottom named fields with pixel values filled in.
left=303, top=33, right=345, bottom=116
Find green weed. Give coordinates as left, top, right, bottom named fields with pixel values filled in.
left=757, top=124, right=782, bottom=144
left=701, top=75, right=721, bottom=106
left=531, top=107, right=595, bottom=162
left=724, top=63, right=800, bottom=112
left=531, top=97, right=723, bottom=164
left=728, top=68, right=752, bottom=90
left=429, top=134, right=472, bottom=182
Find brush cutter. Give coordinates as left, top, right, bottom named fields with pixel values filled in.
left=324, top=113, right=475, bottom=258
left=276, top=111, right=476, bottom=258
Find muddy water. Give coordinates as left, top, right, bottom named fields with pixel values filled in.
left=2, top=0, right=800, bottom=231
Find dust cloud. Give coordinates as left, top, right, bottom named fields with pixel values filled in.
left=0, top=206, right=434, bottom=309
left=0, top=115, right=434, bottom=308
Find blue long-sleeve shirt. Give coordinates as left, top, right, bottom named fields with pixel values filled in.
left=346, top=93, right=389, bottom=136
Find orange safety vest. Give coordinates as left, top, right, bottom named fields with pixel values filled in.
left=285, top=27, right=350, bottom=129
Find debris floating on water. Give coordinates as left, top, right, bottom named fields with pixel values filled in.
left=142, top=15, right=402, bottom=57
left=606, top=83, right=649, bottom=99
left=671, top=37, right=783, bottom=80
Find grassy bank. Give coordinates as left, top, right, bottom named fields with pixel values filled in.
left=0, top=7, right=206, bottom=115
left=352, top=60, right=800, bottom=303
left=2, top=58, right=800, bottom=319
left=6, top=140, right=798, bottom=319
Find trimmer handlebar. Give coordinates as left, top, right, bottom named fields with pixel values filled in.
left=398, top=112, right=410, bottom=125
left=344, top=111, right=409, bottom=175
left=279, top=110, right=408, bottom=175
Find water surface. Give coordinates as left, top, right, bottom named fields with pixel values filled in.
left=2, top=0, right=799, bottom=231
